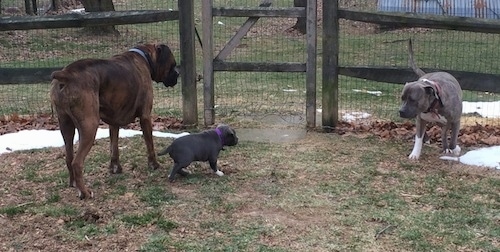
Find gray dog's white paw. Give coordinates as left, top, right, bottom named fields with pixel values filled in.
left=215, top=170, right=224, bottom=176
left=445, top=145, right=461, bottom=156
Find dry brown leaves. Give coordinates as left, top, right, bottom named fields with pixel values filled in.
left=0, top=113, right=184, bottom=135
left=1, top=114, right=499, bottom=147
left=331, top=120, right=500, bottom=147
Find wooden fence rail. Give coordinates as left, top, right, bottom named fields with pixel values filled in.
left=0, top=10, right=179, bottom=31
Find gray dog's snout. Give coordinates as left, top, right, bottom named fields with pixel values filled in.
left=399, top=109, right=413, bottom=119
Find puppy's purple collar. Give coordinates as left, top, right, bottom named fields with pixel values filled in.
left=215, top=128, right=224, bottom=145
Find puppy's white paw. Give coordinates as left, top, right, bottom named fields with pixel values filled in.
left=181, top=168, right=192, bottom=174
left=215, top=170, right=224, bottom=176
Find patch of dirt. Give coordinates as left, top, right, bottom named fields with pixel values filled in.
left=0, top=120, right=499, bottom=251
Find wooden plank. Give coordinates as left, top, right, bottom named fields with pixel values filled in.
left=0, top=10, right=179, bottom=31
left=213, top=7, right=305, bottom=18
left=202, top=0, right=215, bottom=126
left=305, top=0, right=317, bottom=129
left=213, top=61, right=306, bottom=72
left=215, top=0, right=272, bottom=61
left=178, top=1, right=198, bottom=126
left=322, top=0, right=339, bottom=129
left=338, top=9, right=500, bottom=34
left=339, top=67, right=500, bottom=93
left=0, top=67, right=60, bottom=84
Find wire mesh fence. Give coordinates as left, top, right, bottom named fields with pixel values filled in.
left=0, top=0, right=182, bottom=116
left=1, top=0, right=499, bottom=127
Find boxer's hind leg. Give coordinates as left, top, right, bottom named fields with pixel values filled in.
left=58, top=113, right=76, bottom=187
left=73, top=118, right=99, bottom=199
left=108, top=125, right=122, bottom=174
left=139, top=114, right=161, bottom=170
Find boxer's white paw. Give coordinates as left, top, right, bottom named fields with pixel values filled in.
left=215, top=170, right=224, bottom=176
left=111, top=164, right=120, bottom=174
left=77, top=190, right=94, bottom=199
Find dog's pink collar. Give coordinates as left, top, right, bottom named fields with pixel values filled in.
left=215, top=128, right=224, bottom=145
left=129, top=48, right=155, bottom=79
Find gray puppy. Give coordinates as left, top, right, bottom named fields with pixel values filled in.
left=158, top=124, right=238, bottom=181
left=399, top=39, right=462, bottom=159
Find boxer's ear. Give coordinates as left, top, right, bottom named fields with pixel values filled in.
left=156, top=44, right=173, bottom=64
left=51, top=70, right=69, bottom=82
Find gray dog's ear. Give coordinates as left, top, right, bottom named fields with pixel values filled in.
left=424, top=86, right=435, bottom=95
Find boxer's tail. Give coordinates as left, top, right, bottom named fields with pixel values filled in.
left=51, top=70, right=71, bottom=91
left=51, top=70, right=69, bottom=81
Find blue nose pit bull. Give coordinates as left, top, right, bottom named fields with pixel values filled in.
left=158, top=124, right=238, bottom=181
left=399, top=39, right=462, bottom=160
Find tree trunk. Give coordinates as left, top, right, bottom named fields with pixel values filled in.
left=292, top=0, right=306, bottom=34
left=80, top=0, right=119, bottom=35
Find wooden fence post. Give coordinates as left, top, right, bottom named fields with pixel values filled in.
left=202, top=0, right=215, bottom=126
left=306, top=0, right=317, bottom=128
left=178, top=0, right=198, bottom=126
left=322, top=0, right=339, bottom=130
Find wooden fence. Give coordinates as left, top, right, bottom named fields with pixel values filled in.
left=0, top=3, right=199, bottom=126
left=2, top=0, right=500, bottom=128
left=202, top=0, right=317, bottom=127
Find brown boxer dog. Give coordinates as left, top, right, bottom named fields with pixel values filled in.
left=50, top=43, right=179, bottom=199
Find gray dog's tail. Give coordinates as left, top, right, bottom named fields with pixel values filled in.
left=157, top=145, right=172, bottom=156
left=408, top=38, right=426, bottom=77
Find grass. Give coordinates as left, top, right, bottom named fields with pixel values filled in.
left=0, top=133, right=499, bottom=250
left=0, top=1, right=499, bottom=249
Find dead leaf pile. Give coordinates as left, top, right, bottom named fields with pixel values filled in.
left=1, top=114, right=499, bottom=147
left=332, top=120, right=500, bottom=147
left=0, top=113, right=184, bottom=135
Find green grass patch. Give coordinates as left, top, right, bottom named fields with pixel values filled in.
left=138, top=185, right=176, bottom=207
left=0, top=204, right=28, bottom=217
left=121, top=211, right=178, bottom=232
